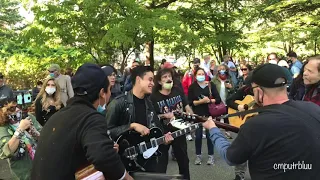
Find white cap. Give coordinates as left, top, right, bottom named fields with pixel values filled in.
left=278, top=60, right=289, bottom=68
left=269, top=60, right=278, bottom=65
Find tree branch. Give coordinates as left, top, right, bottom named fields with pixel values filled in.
left=146, top=0, right=178, bottom=9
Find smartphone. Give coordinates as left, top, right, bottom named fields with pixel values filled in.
left=17, top=94, right=23, bottom=105
left=24, top=93, right=32, bottom=104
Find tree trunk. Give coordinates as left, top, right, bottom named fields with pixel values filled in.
left=120, top=50, right=127, bottom=73
left=146, top=40, right=155, bottom=71
left=149, top=39, right=154, bottom=70
left=315, top=38, right=317, bottom=55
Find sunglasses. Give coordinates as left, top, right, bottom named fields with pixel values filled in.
left=48, top=71, right=55, bottom=73
left=241, top=68, right=248, bottom=71
left=8, top=105, right=17, bottom=112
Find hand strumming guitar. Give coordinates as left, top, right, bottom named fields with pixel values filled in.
left=113, top=144, right=119, bottom=153
left=203, top=116, right=217, bottom=130
left=130, top=123, right=150, bottom=136
left=123, top=172, right=134, bottom=180
left=237, top=104, right=246, bottom=112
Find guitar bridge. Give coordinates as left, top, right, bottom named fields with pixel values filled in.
left=125, top=147, right=138, bottom=160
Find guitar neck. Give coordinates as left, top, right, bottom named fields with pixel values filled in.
left=173, top=111, right=239, bottom=133
left=155, top=123, right=199, bottom=146
left=214, top=120, right=239, bottom=133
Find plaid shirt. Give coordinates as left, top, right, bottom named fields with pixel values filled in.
left=303, top=84, right=320, bottom=106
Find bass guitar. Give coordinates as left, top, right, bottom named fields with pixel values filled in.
left=116, top=123, right=200, bottom=172
left=227, top=95, right=258, bottom=128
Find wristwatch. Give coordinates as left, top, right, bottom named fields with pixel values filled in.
left=14, top=131, right=21, bottom=139
left=13, top=129, right=24, bottom=139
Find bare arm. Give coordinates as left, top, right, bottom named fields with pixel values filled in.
left=185, top=105, right=194, bottom=114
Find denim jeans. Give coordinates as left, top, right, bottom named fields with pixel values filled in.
left=195, top=125, right=214, bottom=155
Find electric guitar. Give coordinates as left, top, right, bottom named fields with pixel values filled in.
left=227, top=95, right=258, bottom=128
left=116, top=123, right=200, bottom=172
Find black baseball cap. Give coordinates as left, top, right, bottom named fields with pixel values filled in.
left=252, top=63, right=287, bottom=88
left=101, top=65, right=115, bottom=76
left=72, top=63, right=108, bottom=95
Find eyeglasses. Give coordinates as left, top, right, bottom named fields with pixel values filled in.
left=241, top=68, right=248, bottom=71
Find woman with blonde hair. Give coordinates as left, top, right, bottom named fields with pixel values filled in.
left=34, top=77, right=64, bottom=126
left=0, top=99, right=41, bottom=180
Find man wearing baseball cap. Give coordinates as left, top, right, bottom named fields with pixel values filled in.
left=32, top=63, right=133, bottom=180
left=48, top=64, right=74, bottom=106
left=203, top=63, right=320, bottom=180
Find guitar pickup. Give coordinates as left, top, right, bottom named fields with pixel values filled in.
left=139, top=142, right=147, bottom=153
left=150, top=138, right=158, bottom=148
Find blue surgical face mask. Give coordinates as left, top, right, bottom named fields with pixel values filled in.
left=196, top=75, right=206, bottom=82
left=49, top=73, right=55, bottom=78
left=97, top=105, right=105, bottom=114
left=219, top=70, right=226, bottom=75
left=97, top=98, right=106, bottom=114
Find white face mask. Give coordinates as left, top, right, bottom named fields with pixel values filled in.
left=45, top=87, right=56, bottom=95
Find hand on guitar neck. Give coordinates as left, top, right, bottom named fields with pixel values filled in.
left=202, top=116, right=217, bottom=130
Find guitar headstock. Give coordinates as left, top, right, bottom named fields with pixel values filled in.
left=173, top=111, right=207, bottom=123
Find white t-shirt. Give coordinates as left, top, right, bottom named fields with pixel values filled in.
left=220, top=81, right=226, bottom=104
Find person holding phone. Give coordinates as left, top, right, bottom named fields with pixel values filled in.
left=212, top=64, right=234, bottom=139
left=188, top=68, right=221, bottom=165
left=0, top=100, right=41, bottom=180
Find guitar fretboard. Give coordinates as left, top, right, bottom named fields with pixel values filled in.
left=135, top=123, right=200, bottom=153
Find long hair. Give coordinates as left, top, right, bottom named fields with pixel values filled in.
left=0, top=102, right=17, bottom=126
left=35, top=77, right=62, bottom=112
left=153, top=68, right=175, bottom=93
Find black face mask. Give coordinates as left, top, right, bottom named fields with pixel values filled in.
left=288, top=60, right=292, bottom=64
left=8, top=111, right=22, bottom=124
left=193, top=65, right=199, bottom=69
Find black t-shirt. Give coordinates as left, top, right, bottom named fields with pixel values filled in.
left=226, top=100, right=320, bottom=180
left=151, top=87, right=188, bottom=115
left=133, top=94, right=147, bottom=126
left=188, top=82, right=221, bottom=116
left=150, top=87, right=188, bottom=131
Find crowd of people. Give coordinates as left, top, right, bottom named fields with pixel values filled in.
left=0, top=51, right=319, bottom=180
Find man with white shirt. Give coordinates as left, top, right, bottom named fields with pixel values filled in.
left=201, top=55, right=213, bottom=79
left=223, top=55, right=238, bottom=85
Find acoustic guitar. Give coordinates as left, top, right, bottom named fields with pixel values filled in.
left=228, top=95, right=258, bottom=128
